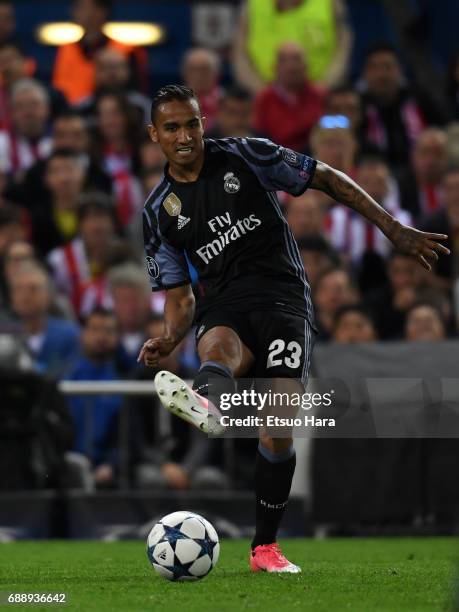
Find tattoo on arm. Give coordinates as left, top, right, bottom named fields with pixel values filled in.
left=310, top=161, right=397, bottom=237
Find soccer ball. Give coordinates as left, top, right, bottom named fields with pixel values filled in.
left=147, top=511, right=220, bottom=581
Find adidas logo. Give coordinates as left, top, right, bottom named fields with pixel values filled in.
left=178, top=214, right=190, bottom=230
left=158, top=549, right=167, bottom=560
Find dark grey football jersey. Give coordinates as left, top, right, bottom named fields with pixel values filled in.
left=143, top=137, right=316, bottom=324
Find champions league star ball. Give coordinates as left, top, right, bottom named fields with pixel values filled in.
left=147, top=511, right=220, bottom=581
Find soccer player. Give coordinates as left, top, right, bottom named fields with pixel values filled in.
left=138, top=85, right=448, bottom=573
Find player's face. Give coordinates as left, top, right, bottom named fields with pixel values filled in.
left=148, top=99, right=205, bottom=170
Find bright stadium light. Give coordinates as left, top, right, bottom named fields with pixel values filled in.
left=36, top=21, right=164, bottom=47
left=36, top=22, right=84, bottom=45
left=102, top=22, right=164, bottom=46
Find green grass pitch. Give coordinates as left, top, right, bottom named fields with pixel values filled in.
left=0, top=538, right=457, bottom=611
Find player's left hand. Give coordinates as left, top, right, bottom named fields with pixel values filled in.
left=387, top=222, right=450, bottom=271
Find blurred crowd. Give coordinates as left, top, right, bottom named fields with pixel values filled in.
left=1, top=0, right=459, bottom=492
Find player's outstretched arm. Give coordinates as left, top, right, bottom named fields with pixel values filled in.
left=138, top=284, right=195, bottom=368
left=310, top=161, right=450, bottom=270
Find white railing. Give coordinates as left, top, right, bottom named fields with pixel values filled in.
left=58, top=380, right=160, bottom=395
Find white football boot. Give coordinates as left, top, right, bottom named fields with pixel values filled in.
left=154, top=370, right=225, bottom=435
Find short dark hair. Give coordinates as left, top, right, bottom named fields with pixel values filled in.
left=77, top=191, right=117, bottom=224
left=315, top=265, right=355, bottom=289
left=222, top=85, right=253, bottom=103
left=364, top=42, right=399, bottom=65
left=53, top=110, right=87, bottom=125
left=84, top=306, right=116, bottom=326
left=0, top=40, right=25, bottom=57
left=150, top=84, right=200, bottom=124
left=442, top=165, right=459, bottom=180
left=46, top=148, right=82, bottom=166
left=0, top=205, right=21, bottom=228
left=297, top=234, right=339, bottom=258
left=333, top=303, right=375, bottom=330
left=327, top=84, right=359, bottom=98
left=72, top=0, right=114, bottom=13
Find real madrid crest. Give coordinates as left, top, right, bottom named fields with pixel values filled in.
left=163, top=192, right=182, bottom=216
left=223, top=172, right=240, bottom=194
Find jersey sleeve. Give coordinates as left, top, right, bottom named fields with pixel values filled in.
left=143, top=208, right=191, bottom=291
left=230, top=138, right=317, bottom=196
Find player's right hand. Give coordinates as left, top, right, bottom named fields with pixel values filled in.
left=137, top=337, right=176, bottom=367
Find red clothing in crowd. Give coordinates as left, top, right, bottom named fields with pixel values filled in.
left=254, top=82, right=325, bottom=152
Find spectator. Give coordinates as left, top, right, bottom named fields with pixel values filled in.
left=0, top=0, right=15, bottom=45
left=93, top=91, right=144, bottom=228
left=400, top=128, right=449, bottom=220
left=310, top=115, right=356, bottom=175
left=51, top=113, right=111, bottom=194
left=314, top=266, right=358, bottom=340
left=64, top=307, right=122, bottom=488
left=0, top=238, right=35, bottom=308
left=0, top=78, right=52, bottom=178
left=207, top=85, right=257, bottom=139
left=0, top=206, right=27, bottom=261
left=233, top=0, right=352, bottom=93
left=141, top=164, right=165, bottom=198
left=366, top=251, right=427, bottom=339
left=52, top=0, right=148, bottom=105
left=182, top=48, right=223, bottom=132
left=324, top=85, right=371, bottom=156
left=332, top=304, right=378, bottom=343
left=355, top=156, right=412, bottom=291
left=107, top=262, right=152, bottom=371
left=352, top=156, right=410, bottom=252
left=9, top=262, right=80, bottom=375
left=78, top=239, right=140, bottom=317
left=325, top=85, right=362, bottom=134
left=359, top=43, right=446, bottom=170
left=405, top=301, right=446, bottom=341
left=76, top=47, right=151, bottom=124
left=254, top=42, right=325, bottom=151
left=420, top=167, right=459, bottom=288
left=6, top=111, right=112, bottom=208
left=297, top=234, right=340, bottom=289
left=47, top=191, right=118, bottom=315
left=285, top=190, right=325, bottom=239
left=139, top=139, right=166, bottom=171
left=30, top=149, right=87, bottom=255
left=0, top=41, right=67, bottom=130
left=309, top=114, right=357, bottom=210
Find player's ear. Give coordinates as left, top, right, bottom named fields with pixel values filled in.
left=200, top=115, right=207, bottom=133
left=148, top=124, right=158, bottom=143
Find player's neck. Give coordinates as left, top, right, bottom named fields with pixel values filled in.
left=168, top=153, right=205, bottom=183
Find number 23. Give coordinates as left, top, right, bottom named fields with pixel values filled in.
left=266, top=339, right=302, bottom=369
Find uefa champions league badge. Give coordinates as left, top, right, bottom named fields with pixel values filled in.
left=163, top=192, right=182, bottom=216
left=223, top=172, right=240, bottom=193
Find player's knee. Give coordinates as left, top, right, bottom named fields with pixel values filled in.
left=199, top=334, right=241, bottom=371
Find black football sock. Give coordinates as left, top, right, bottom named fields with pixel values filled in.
left=251, top=444, right=296, bottom=550
left=192, top=360, right=235, bottom=399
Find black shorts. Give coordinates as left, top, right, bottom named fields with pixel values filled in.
left=195, top=308, right=316, bottom=384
